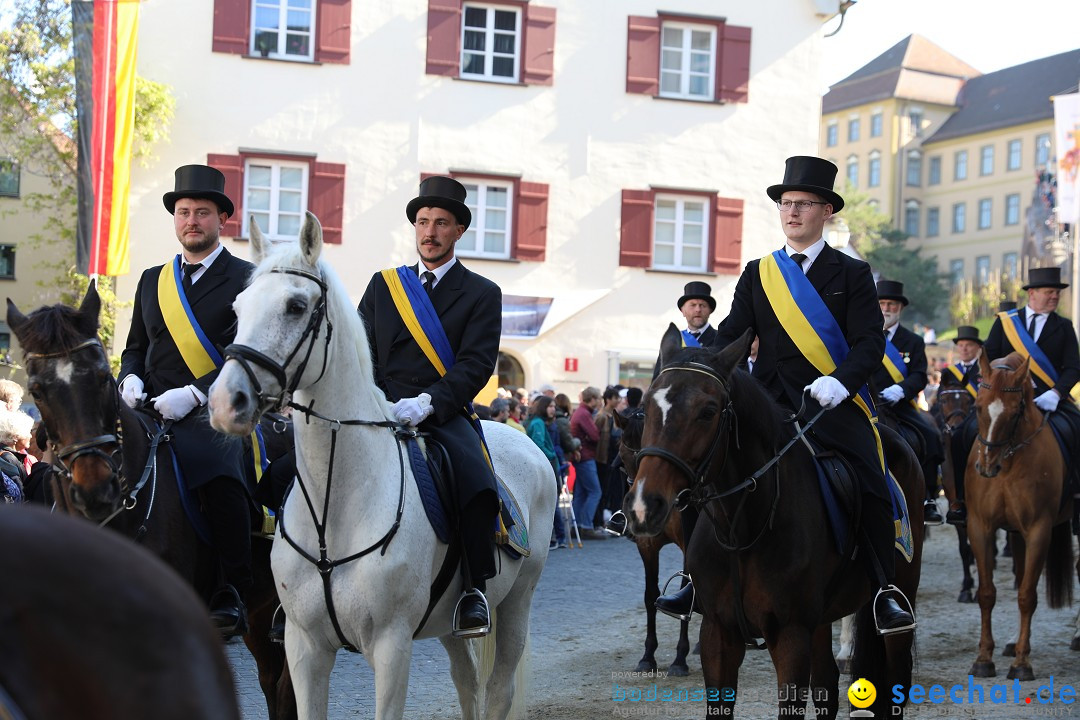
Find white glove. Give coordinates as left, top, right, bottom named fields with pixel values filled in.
left=1035, top=389, right=1060, bottom=413
left=805, top=376, right=849, bottom=410
left=120, top=375, right=146, bottom=409
left=880, top=384, right=906, bottom=405
left=391, top=393, right=434, bottom=426
left=152, top=385, right=202, bottom=420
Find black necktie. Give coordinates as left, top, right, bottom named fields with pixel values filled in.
left=422, top=271, right=436, bottom=296
left=1028, top=311, right=1038, bottom=339
left=182, top=262, right=202, bottom=292
left=790, top=253, right=807, bottom=272
left=691, top=331, right=701, bottom=339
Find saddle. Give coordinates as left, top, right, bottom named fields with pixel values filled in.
left=800, top=435, right=860, bottom=559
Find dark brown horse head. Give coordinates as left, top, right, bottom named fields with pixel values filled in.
left=613, top=405, right=644, bottom=481
left=623, top=325, right=755, bottom=537
left=935, top=364, right=976, bottom=432
left=6, top=282, right=123, bottom=520
left=973, top=351, right=1033, bottom=478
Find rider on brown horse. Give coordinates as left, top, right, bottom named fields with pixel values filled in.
left=870, top=279, right=946, bottom=525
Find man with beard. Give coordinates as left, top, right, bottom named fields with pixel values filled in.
left=359, top=176, right=502, bottom=637
left=653, top=281, right=717, bottom=379
left=119, top=164, right=255, bottom=636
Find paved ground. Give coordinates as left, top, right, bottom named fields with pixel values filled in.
left=229, top=520, right=1080, bottom=718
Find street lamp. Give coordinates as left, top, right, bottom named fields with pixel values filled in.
left=826, top=217, right=851, bottom=249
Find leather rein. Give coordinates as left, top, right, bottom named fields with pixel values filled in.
left=974, top=362, right=1049, bottom=467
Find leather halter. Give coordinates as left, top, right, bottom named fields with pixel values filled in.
left=223, top=267, right=333, bottom=413
left=975, top=362, right=1047, bottom=472
left=935, top=387, right=974, bottom=434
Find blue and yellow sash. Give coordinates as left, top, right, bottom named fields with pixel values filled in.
left=380, top=266, right=493, bottom=469
left=681, top=330, right=701, bottom=348
left=760, top=251, right=913, bottom=560
left=157, top=256, right=268, bottom=486
left=882, top=338, right=918, bottom=409
left=945, top=365, right=978, bottom=399
left=998, top=310, right=1058, bottom=390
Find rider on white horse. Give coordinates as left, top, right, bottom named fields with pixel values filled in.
left=358, top=176, right=503, bottom=637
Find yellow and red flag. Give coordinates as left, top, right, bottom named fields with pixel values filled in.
left=73, top=0, right=140, bottom=277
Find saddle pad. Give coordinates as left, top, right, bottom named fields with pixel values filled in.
left=167, top=446, right=214, bottom=547
left=811, top=457, right=852, bottom=556
left=1046, top=415, right=1079, bottom=511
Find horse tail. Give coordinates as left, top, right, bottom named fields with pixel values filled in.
left=474, top=608, right=531, bottom=719
left=1045, top=521, right=1075, bottom=610
left=850, top=601, right=890, bottom=717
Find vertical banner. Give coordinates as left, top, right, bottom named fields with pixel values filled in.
left=73, top=0, right=140, bottom=277
left=1053, top=92, right=1080, bottom=222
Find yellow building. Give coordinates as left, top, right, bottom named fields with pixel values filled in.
left=820, top=36, right=1080, bottom=312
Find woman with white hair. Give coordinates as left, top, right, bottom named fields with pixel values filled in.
left=0, top=410, right=33, bottom=503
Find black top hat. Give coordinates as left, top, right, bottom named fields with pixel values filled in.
left=405, top=176, right=472, bottom=230
left=162, top=165, right=234, bottom=217
left=1022, top=266, right=1069, bottom=290
left=876, top=279, right=908, bottom=306
left=767, top=156, right=845, bottom=213
left=677, top=281, right=716, bottom=312
left=998, top=300, right=1018, bottom=312
left=955, top=326, right=983, bottom=345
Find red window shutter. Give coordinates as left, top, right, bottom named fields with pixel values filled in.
left=310, top=162, right=346, bottom=245
left=513, top=181, right=548, bottom=262
left=426, top=0, right=462, bottom=76
left=212, top=0, right=248, bottom=56
left=620, top=189, right=654, bottom=267
left=521, top=5, right=556, bottom=86
left=207, top=153, right=244, bottom=237
left=716, top=24, right=751, bottom=104
left=626, top=16, right=660, bottom=96
left=315, top=0, right=351, bottom=64
left=712, top=196, right=744, bottom=273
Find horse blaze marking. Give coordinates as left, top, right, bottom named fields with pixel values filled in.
left=653, top=387, right=673, bottom=427
left=54, top=359, right=74, bottom=384
left=632, top=476, right=649, bottom=525
left=986, top=399, right=1005, bottom=444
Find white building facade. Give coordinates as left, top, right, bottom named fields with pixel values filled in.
left=122, top=0, right=845, bottom=397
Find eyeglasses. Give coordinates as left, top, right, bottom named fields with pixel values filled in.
left=776, top=200, right=827, bottom=212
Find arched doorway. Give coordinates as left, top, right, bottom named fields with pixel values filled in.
left=497, top=352, right=525, bottom=390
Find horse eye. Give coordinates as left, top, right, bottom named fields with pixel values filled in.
left=698, top=404, right=717, bottom=421
left=286, top=299, right=308, bottom=315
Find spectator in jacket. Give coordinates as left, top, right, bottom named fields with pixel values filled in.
left=570, top=386, right=605, bottom=539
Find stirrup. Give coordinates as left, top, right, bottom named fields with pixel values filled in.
left=604, top=510, right=629, bottom=537
left=269, top=603, right=286, bottom=645
left=452, top=589, right=491, bottom=638
left=657, top=571, right=695, bottom=622
left=873, top=584, right=917, bottom=636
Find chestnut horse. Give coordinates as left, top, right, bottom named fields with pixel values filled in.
left=966, top=351, right=1076, bottom=680
left=611, top=407, right=692, bottom=676
left=624, top=328, right=922, bottom=718
left=5, top=284, right=295, bottom=719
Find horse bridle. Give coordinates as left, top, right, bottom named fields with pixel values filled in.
left=223, top=267, right=333, bottom=412
left=974, top=362, right=1048, bottom=465
left=936, top=387, right=975, bottom=433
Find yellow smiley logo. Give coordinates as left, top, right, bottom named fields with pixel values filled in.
left=847, top=678, right=876, bottom=709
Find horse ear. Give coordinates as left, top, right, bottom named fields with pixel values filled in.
left=978, top=351, right=992, bottom=379
left=299, top=211, right=324, bottom=267
left=6, top=298, right=28, bottom=338
left=1015, top=354, right=1031, bottom=382
left=612, top=408, right=627, bottom=430
left=714, top=327, right=753, bottom=377
left=79, top=280, right=101, bottom=324
left=658, top=323, right=682, bottom=370
left=250, top=215, right=270, bottom=264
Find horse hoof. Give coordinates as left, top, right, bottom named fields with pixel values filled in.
left=635, top=660, right=657, bottom=673
left=957, top=590, right=975, bottom=604
left=1007, top=665, right=1035, bottom=681
left=1071, top=637, right=1080, bottom=652
left=837, top=658, right=852, bottom=674
left=668, top=663, right=690, bottom=677
left=1002, top=643, right=1016, bottom=657
left=969, top=661, right=996, bottom=678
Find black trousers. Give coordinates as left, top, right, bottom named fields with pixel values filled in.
left=891, top=402, right=945, bottom=497
left=202, top=476, right=253, bottom=598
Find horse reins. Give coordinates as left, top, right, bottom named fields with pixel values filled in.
left=975, top=363, right=1049, bottom=467
left=936, top=388, right=974, bottom=434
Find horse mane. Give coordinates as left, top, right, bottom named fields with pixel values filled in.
left=725, top=364, right=787, bottom=449
left=984, top=351, right=1033, bottom=400
left=249, top=243, right=390, bottom=417
left=16, top=303, right=97, bottom=355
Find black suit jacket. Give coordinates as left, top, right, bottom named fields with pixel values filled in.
left=872, top=324, right=929, bottom=402
left=119, top=246, right=254, bottom=488
left=358, top=260, right=502, bottom=424
left=713, top=244, right=884, bottom=409
left=653, top=325, right=717, bottom=380
left=984, top=309, right=1080, bottom=397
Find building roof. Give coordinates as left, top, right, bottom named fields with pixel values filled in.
left=923, top=49, right=1080, bottom=145
left=822, top=35, right=980, bottom=114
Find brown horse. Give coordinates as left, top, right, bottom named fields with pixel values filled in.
left=0, top=504, right=239, bottom=720
left=612, top=407, right=692, bottom=676
left=624, top=328, right=922, bottom=718
left=5, top=284, right=295, bottom=719
left=966, top=351, right=1076, bottom=680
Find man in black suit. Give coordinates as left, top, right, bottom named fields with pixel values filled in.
left=871, top=279, right=945, bottom=524
left=652, top=282, right=717, bottom=380
left=119, top=164, right=255, bottom=636
left=941, top=325, right=982, bottom=524
left=358, top=176, right=502, bottom=637
left=657, top=156, right=914, bottom=633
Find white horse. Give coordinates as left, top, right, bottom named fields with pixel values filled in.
left=208, top=212, right=555, bottom=720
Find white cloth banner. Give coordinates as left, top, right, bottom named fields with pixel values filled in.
left=1054, top=92, right=1080, bottom=222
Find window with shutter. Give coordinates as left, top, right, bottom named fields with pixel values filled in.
left=620, top=188, right=742, bottom=273
left=213, top=0, right=351, bottom=64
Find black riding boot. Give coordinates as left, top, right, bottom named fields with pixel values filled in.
left=923, top=460, right=944, bottom=525
left=203, top=476, right=252, bottom=638
left=861, top=494, right=915, bottom=634
left=454, top=495, right=497, bottom=638
left=656, top=506, right=699, bottom=620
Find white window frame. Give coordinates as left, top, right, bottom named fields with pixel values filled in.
left=460, top=4, right=522, bottom=83
left=928, top=156, right=941, bottom=185
left=906, top=150, right=922, bottom=187
left=1005, top=193, right=1021, bottom=226
left=868, top=151, right=881, bottom=188
left=846, top=154, right=858, bottom=188
left=955, top=150, right=968, bottom=181
left=980, top=145, right=994, bottom=176
left=241, top=159, right=310, bottom=242
left=1035, top=133, right=1051, bottom=166
left=458, top=178, right=514, bottom=260
left=658, top=22, right=717, bottom=101
left=1007, top=139, right=1022, bottom=171
left=848, top=116, right=860, bottom=142
left=250, top=0, right=315, bottom=62
left=826, top=122, right=838, bottom=147
left=870, top=111, right=883, bottom=138
left=904, top=200, right=920, bottom=238
left=978, top=198, right=992, bottom=230
left=652, top=194, right=709, bottom=273
left=952, top=203, right=966, bottom=233
left=926, top=207, right=940, bottom=237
